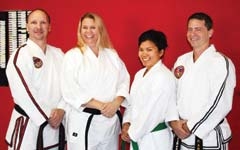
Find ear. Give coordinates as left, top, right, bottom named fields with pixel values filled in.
left=209, top=29, right=214, bottom=38
left=48, top=24, right=51, bottom=32
left=26, top=23, right=29, bottom=33
left=159, top=49, right=164, bottom=58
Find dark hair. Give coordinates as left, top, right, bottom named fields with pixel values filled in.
left=27, top=8, right=51, bottom=23
left=187, top=12, right=213, bottom=30
left=138, top=29, right=168, bottom=50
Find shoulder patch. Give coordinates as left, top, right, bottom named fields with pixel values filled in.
left=174, top=65, right=184, bottom=79
left=33, top=57, right=43, bottom=68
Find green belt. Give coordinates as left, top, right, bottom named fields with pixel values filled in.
left=121, top=122, right=167, bottom=150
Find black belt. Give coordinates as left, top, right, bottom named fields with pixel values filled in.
left=83, top=108, right=122, bottom=150
left=173, top=134, right=181, bottom=150
left=14, top=104, right=65, bottom=150
left=172, top=119, right=224, bottom=150
left=173, top=134, right=203, bottom=150
left=14, top=104, right=28, bottom=117
left=37, top=121, right=65, bottom=150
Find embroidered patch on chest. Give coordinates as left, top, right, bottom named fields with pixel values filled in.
left=174, top=65, right=184, bottom=79
left=33, top=57, right=43, bottom=68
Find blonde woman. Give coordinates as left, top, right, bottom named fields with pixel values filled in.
left=61, top=12, right=130, bottom=150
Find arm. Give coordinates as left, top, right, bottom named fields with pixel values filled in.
left=166, top=75, right=191, bottom=139
left=121, top=122, right=131, bottom=142
left=6, top=48, right=47, bottom=126
left=48, top=108, right=65, bottom=128
left=101, top=96, right=125, bottom=117
left=81, top=98, right=104, bottom=110
left=60, top=49, right=95, bottom=111
left=101, top=53, right=130, bottom=117
left=187, top=57, right=236, bottom=138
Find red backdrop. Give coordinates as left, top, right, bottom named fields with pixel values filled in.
left=0, top=0, right=239, bottom=149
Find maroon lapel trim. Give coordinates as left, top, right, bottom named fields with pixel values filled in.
left=13, top=44, right=48, bottom=120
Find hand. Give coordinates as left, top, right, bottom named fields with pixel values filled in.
left=169, top=120, right=191, bottom=139
left=48, top=108, right=65, bottom=129
left=182, top=122, right=190, bottom=133
left=121, top=122, right=131, bottom=142
left=101, top=97, right=123, bottom=118
left=101, top=101, right=119, bottom=118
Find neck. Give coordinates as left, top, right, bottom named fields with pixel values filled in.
left=143, top=69, right=149, bottom=77
left=193, top=44, right=210, bottom=62
left=90, top=45, right=99, bottom=57
left=30, top=38, right=47, bottom=54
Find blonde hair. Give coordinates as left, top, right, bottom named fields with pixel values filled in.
left=77, top=12, right=113, bottom=53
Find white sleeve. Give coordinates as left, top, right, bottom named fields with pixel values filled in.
left=60, top=49, right=93, bottom=111
left=188, top=57, right=236, bottom=138
left=6, top=49, right=47, bottom=126
left=116, top=57, right=130, bottom=98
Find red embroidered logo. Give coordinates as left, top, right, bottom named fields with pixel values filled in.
left=33, top=57, right=43, bottom=68
left=174, top=65, right=184, bottom=79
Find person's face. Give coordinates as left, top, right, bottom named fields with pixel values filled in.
left=187, top=19, right=213, bottom=50
left=80, top=18, right=99, bottom=47
left=138, top=40, right=163, bottom=70
left=26, top=10, right=51, bottom=42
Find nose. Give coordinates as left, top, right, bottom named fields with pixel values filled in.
left=187, top=29, right=196, bottom=37
left=86, top=28, right=92, bottom=33
left=139, top=50, right=147, bottom=57
left=36, top=22, right=41, bottom=28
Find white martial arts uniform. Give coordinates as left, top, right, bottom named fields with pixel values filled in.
left=61, top=46, right=130, bottom=150
left=123, top=60, right=178, bottom=150
left=5, top=39, right=66, bottom=150
left=173, top=45, right=236, bottom=150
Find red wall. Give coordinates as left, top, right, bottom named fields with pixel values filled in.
left=1, top=0, right=239, bottom=149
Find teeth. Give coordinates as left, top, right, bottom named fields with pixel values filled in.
left=190, top=36, right=198, bottom=41
left=142, top=58, right=149, bottom=61
left=85, top=35, right=93, bottom=38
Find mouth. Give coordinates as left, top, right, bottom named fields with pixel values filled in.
left=141, top=57, right=150, bottom=62
left=189, top=36, right=199, bottom=42
left=85, top=35, right=94, bottom=39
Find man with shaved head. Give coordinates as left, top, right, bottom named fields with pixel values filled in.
left=5, top=8, right=66, bottom=150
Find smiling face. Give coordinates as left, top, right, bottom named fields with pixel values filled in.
left=138, top=40, right=164, bottom=70
left=80, top=17, right=99, bottom=48
left=27, top=10, right=51, bottom=43
left=187, top=19, right=213, bottom=51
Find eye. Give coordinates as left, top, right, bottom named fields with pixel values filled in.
left=195, top=27, right=202, bottom=31
left=82, top=26, right=88, bottom=30
left=40, top=21, right=47, bottom=25
left=30, top=21, right=37, bottom=25
left=187, top=28, right=192, bottom=32
left=146, top=48, right=153, bottom=52
left=90, top=26, right=96, bottom=30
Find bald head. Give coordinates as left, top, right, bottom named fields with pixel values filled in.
left=27, top=8, right=51, bottom=24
